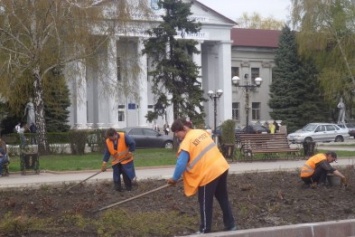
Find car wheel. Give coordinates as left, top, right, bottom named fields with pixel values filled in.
left=164, top=141, right=173, bottom=149
left=334, top=136, right=344, bottom=142
left=304, top=137, right=313, bottom=143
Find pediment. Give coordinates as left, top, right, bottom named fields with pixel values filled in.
left=99, top=0, right=236, bottom=27
left=190, top=0, right=236, bottom=26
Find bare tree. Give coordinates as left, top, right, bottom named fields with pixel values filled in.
left=237, top=12, right=285, bottom=30
left=0, top=0, right=151, bottom=154
left=291, top=0, right=355, bottom=104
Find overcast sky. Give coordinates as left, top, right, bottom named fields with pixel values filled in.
left=198, top=0, right=292, bottom=22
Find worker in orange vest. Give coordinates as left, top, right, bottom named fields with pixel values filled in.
left=167, top=118, right=236, bottom=234
left=101, top=128, right=136, bottom=192
left=300, top=151, right=347, bottom=188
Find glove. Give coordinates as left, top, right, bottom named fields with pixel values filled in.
left=167, top=178, right=177, bottom=186
left=101, top=162, right=107, bottom=172
left=341, top=177, right=347, bottom=186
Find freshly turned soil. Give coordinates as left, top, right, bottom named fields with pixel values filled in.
left=1, top=166, right=355, bottom=236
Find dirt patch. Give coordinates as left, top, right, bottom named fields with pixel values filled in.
left=1, top=166, right=355, bottom=236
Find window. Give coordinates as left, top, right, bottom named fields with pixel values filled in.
left=252, top=102, right=260, bottom=120
left=143, top=128, right=158, bottom=136
left=231, top=67, right=239, bottom=77
left=326, top=125, right=336, bottom=131
left=251, top=68, right=260, bottom=84
left=232, top=102, right=239, bottom=121
left=118, top=111, right=125, bottom=121
left=316, top=125, right=326, bottom=132
left=129, top=128, right=143, bottom=135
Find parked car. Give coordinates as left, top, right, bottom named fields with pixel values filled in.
left=234, top=124, right=270, bottom=141
left=120, top=127, right=173, bottom=149
left=337, top=123, right=355, bottom=138
left=287, top=123, right=349, bottom=143
left=242, top=124, right=270, bottom=134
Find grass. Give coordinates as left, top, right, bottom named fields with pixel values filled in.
left=8, top=148, right=177, bottom=172
left=8, top=147, right=355, bottom=172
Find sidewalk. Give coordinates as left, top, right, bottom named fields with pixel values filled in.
left=1, top=158, right=354, bottom=189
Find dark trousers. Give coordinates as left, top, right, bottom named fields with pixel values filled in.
left=197, top=170, right=235, bottom=233
left=302, top=166, right=328, bottom=184
left=112, top=162, right=133, bottom=190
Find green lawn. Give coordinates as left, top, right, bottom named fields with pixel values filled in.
left=9, top=148, right=177, bottom=172
left=8, top=147, right=355, bottom=173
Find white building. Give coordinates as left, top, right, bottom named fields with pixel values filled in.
left=67, top=0, right=280, bottom=130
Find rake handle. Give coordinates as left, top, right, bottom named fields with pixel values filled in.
left=97, top=183, right=170, bottom=212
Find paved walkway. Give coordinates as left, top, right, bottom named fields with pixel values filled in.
left=1, top=157, right=354, bottom=189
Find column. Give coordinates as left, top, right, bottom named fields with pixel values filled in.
left=217, top=40, right=233, bottom=123
left=97, top=36, right=118, bottom=128
left=193, top=41, right=203, bottom=116
left=67, top=60, right=87, bottom=129
left=138, top=38, right=148, bottom=127
left=193, top=41, right=203, bottom=84
left=107, top=36, right=119, bottom=128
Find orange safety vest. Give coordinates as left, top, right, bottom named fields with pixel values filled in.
left=105, top=132, right=133, bottom=165
left=300, top=153, right=327, bottom=178
left=178, top=129, right=229, bottom=197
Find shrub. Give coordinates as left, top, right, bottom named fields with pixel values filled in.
left=68, top=130, right=88, bottom=155
left=220, top=119, right=236, bottom=144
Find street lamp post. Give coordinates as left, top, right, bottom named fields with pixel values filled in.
left=207, top=89, right=223, bottom=137
left=232, top=74, right=262, bottom=128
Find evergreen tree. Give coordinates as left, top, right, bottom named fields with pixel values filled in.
left=43, top=71, right=71, bottom=132
left=143, top=0, right=206, bottom=125
left=269, top=26, right=328, bottom=133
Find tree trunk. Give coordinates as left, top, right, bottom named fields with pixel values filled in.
left=33, top=67, right=49, bottom=155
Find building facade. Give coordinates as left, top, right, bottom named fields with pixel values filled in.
left=67, top=0, right=280, bottom=130
left=231, top=28, right=281, bottom=126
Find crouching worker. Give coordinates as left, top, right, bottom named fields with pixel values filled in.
left=167, top=118, right=236, bottom=234
left=300, top=151, right=347, bottom=188
left=101, top=128, right=136, bottom=192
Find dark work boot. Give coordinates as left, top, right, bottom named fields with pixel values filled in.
left=122, top=173, right=132, bottom=191
left=132, top=178, right=138, bottom=190
left=114, top=182, right=123, bottom=192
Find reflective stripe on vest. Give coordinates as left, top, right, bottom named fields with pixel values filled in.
left=300, top=164, right=314, bottom=176
left=300, top=154, right=326, bottom=178
left=186, top=141, right=216, bottom=171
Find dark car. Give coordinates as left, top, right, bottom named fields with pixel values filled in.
left=120, top=127, right=173, bottom=149
left=235, top=124, right=270, bottom=141
left=242, top=124, right=270, bottom=134
left=337, top=123, right=355, bottom=138
left=215, top=124, right=269, bottom=142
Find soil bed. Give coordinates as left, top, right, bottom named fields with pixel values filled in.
left=1, top=167, right=355, bottom=236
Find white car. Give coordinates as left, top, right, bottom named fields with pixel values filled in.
left=287, top=123, right=350, bottom=143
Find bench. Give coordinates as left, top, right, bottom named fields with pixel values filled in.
left=239, top=133, right=300, bottom=161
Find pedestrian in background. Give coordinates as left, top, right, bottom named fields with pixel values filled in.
left=167, top=118, right=236, bottom=234
left=19, top=122, right=28, bottom=148
left=164, top=124, right=170, bottom=135
left=101, top=128, right=136, bottom=192
left=14, top=122, right=21, bottom=133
